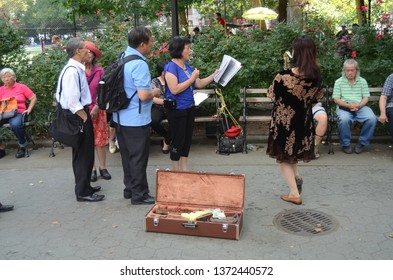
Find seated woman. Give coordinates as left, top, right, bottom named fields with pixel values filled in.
left=0, top=68, right=37, bottom=159
left=151, top=61, right=170, bottom=154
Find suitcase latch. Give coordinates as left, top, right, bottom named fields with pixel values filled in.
left=222, top=223, right=228, bottom=233
left=153, top=218, right=159, bottom=226
left=182, top=221, right=198, bottom=228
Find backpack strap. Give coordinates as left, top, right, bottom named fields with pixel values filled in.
left=121, top=54, right=145, bottom=114
left=58, top=66, right=81, bottom=107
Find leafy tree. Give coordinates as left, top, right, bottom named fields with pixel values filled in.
left=0, top=8, right=25, bottom=68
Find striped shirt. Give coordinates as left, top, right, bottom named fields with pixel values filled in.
left=332, top=75, right=370, bottom=104
left=382, top=74, right=393, bottom=108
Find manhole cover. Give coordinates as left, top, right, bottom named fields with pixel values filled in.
left=273, top=209, right=339, bottom=236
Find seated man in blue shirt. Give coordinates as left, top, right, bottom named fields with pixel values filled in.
left=333, top=59, right=377, bottom=154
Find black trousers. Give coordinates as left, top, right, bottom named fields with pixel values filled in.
left=151, top=105, right=170, bottom=144
left=72, top=109, right=95, bottom=197
left=166, top=106, right=195, bottom=161
left=117, top=124, right=150, bottom=202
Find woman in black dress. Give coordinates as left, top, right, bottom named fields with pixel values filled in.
left=266, top=35, right=323, bottom=205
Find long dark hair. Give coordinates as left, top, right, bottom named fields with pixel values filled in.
left=291, top=35, right=320, bottom=79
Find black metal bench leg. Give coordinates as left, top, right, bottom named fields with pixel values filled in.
left=327, top=119, right=335, bottom=154
left=49, top=139, right=56, bottom=157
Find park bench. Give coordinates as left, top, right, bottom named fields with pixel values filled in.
left=160, top=88, right=218, bottom=124
left=239, top=87, right=273, bottom=149
left=240, top=85, right=383, bottom=155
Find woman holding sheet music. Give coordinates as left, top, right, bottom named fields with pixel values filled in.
left=164, top=36, right=218, bottom=171
left=266, top=35, right=323, bottom=205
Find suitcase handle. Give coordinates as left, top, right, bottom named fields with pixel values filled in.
left=182, top=221, right=198, bottom=228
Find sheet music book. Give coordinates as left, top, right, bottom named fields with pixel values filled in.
left=194, top=91, right=210, bottom=106
left=214, top=54, right=242, bottom=87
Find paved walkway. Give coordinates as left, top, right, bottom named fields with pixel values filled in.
left=0, top=137, right=392, bottom=260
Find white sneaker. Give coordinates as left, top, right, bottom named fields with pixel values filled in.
left=115, top=140, right=119, bottom=149
left=109, top=140, right=117, bottom=154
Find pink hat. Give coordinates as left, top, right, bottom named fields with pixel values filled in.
left=85, top=41, right=102, bottom=58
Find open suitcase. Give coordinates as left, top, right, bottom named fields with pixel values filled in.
left=145, top=170, right=245, bottom=240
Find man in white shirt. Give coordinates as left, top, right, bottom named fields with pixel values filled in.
left=55, top=38, right=104, bottom=202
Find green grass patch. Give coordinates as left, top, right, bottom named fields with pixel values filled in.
left=25, top=46, right=42, bottom=57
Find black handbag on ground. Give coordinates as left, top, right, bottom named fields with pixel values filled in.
left=48, top=66, right=83, bottom=148
left=217, top=134, right=245, bottom=155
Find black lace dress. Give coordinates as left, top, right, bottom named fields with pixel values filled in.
left=266, top=69, right=322, bottom=164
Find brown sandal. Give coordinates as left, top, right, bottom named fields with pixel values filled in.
left=280, top=194, right=302, bottom=205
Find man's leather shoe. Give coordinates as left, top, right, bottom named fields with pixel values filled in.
left=124, top=192, right=132, bottom=199
left=99, top=168, right=112, bottom=180
left=92, top=186, right=101, bottom=193
left=131, top=195, right=155, bottom=205
left=342, top=146, right=353, bottom=154
left=280, top=194, right=302, bottom=205
left=91, top=170, right=97, bottom=182
left=0, top=204, right=14, bottom=212
left=76, top=193, right=105, bottom=202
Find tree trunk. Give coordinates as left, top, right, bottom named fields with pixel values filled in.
left=355, top=0, right=367, bottom=25
left=278, top=0, right=288, bottom=22
left=179, top=9, right=189, bottom=36
left=287, top=0, right=303, bottom=24
left=250, top=0, right=261, bottom=8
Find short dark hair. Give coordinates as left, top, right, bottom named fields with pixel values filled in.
left=168, top=36, right=191, bottom=59
left=128, top=26, right=152, bottom=48
left=156, top=61, right=166, bottom=75
left=216, top=12, right=221, bottom=17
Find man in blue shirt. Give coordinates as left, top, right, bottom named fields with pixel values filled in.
left=113, top=27, right=160, bottom=205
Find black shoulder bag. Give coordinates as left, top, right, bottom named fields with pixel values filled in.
left=48, top=66, right=83, bottom=148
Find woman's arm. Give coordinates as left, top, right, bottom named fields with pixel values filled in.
left=195, top=69, right=219, bottom=89
left=25, top=95, right=37, bottom=115
left=165, top=70, right=198, bottom=95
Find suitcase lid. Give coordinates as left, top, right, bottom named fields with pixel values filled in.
left=156, top=170, right=245, bottom=209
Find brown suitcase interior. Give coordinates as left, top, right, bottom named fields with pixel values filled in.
left=148, top=170, right=245, bottom=222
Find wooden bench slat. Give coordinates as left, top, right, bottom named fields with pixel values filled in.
left=239, top=116, right=271, bottom=122
left=242, top=88, right=269, bottom=94
left=240, top=97, right=271, bottom=103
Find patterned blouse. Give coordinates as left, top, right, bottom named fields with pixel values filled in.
left=266, top=69, right=323, bottom=163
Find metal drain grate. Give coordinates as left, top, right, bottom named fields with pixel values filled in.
left=273, top=209, right=339, bottom=236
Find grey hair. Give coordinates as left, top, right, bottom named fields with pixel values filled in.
left=66, top=37, right=84, bottom=58
left=0, top=68, right=16, bottom=80
left=342, top=59, right=360, bottom=77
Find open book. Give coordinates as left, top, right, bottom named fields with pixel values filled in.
left=214, top=55, right=242, bottom=87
